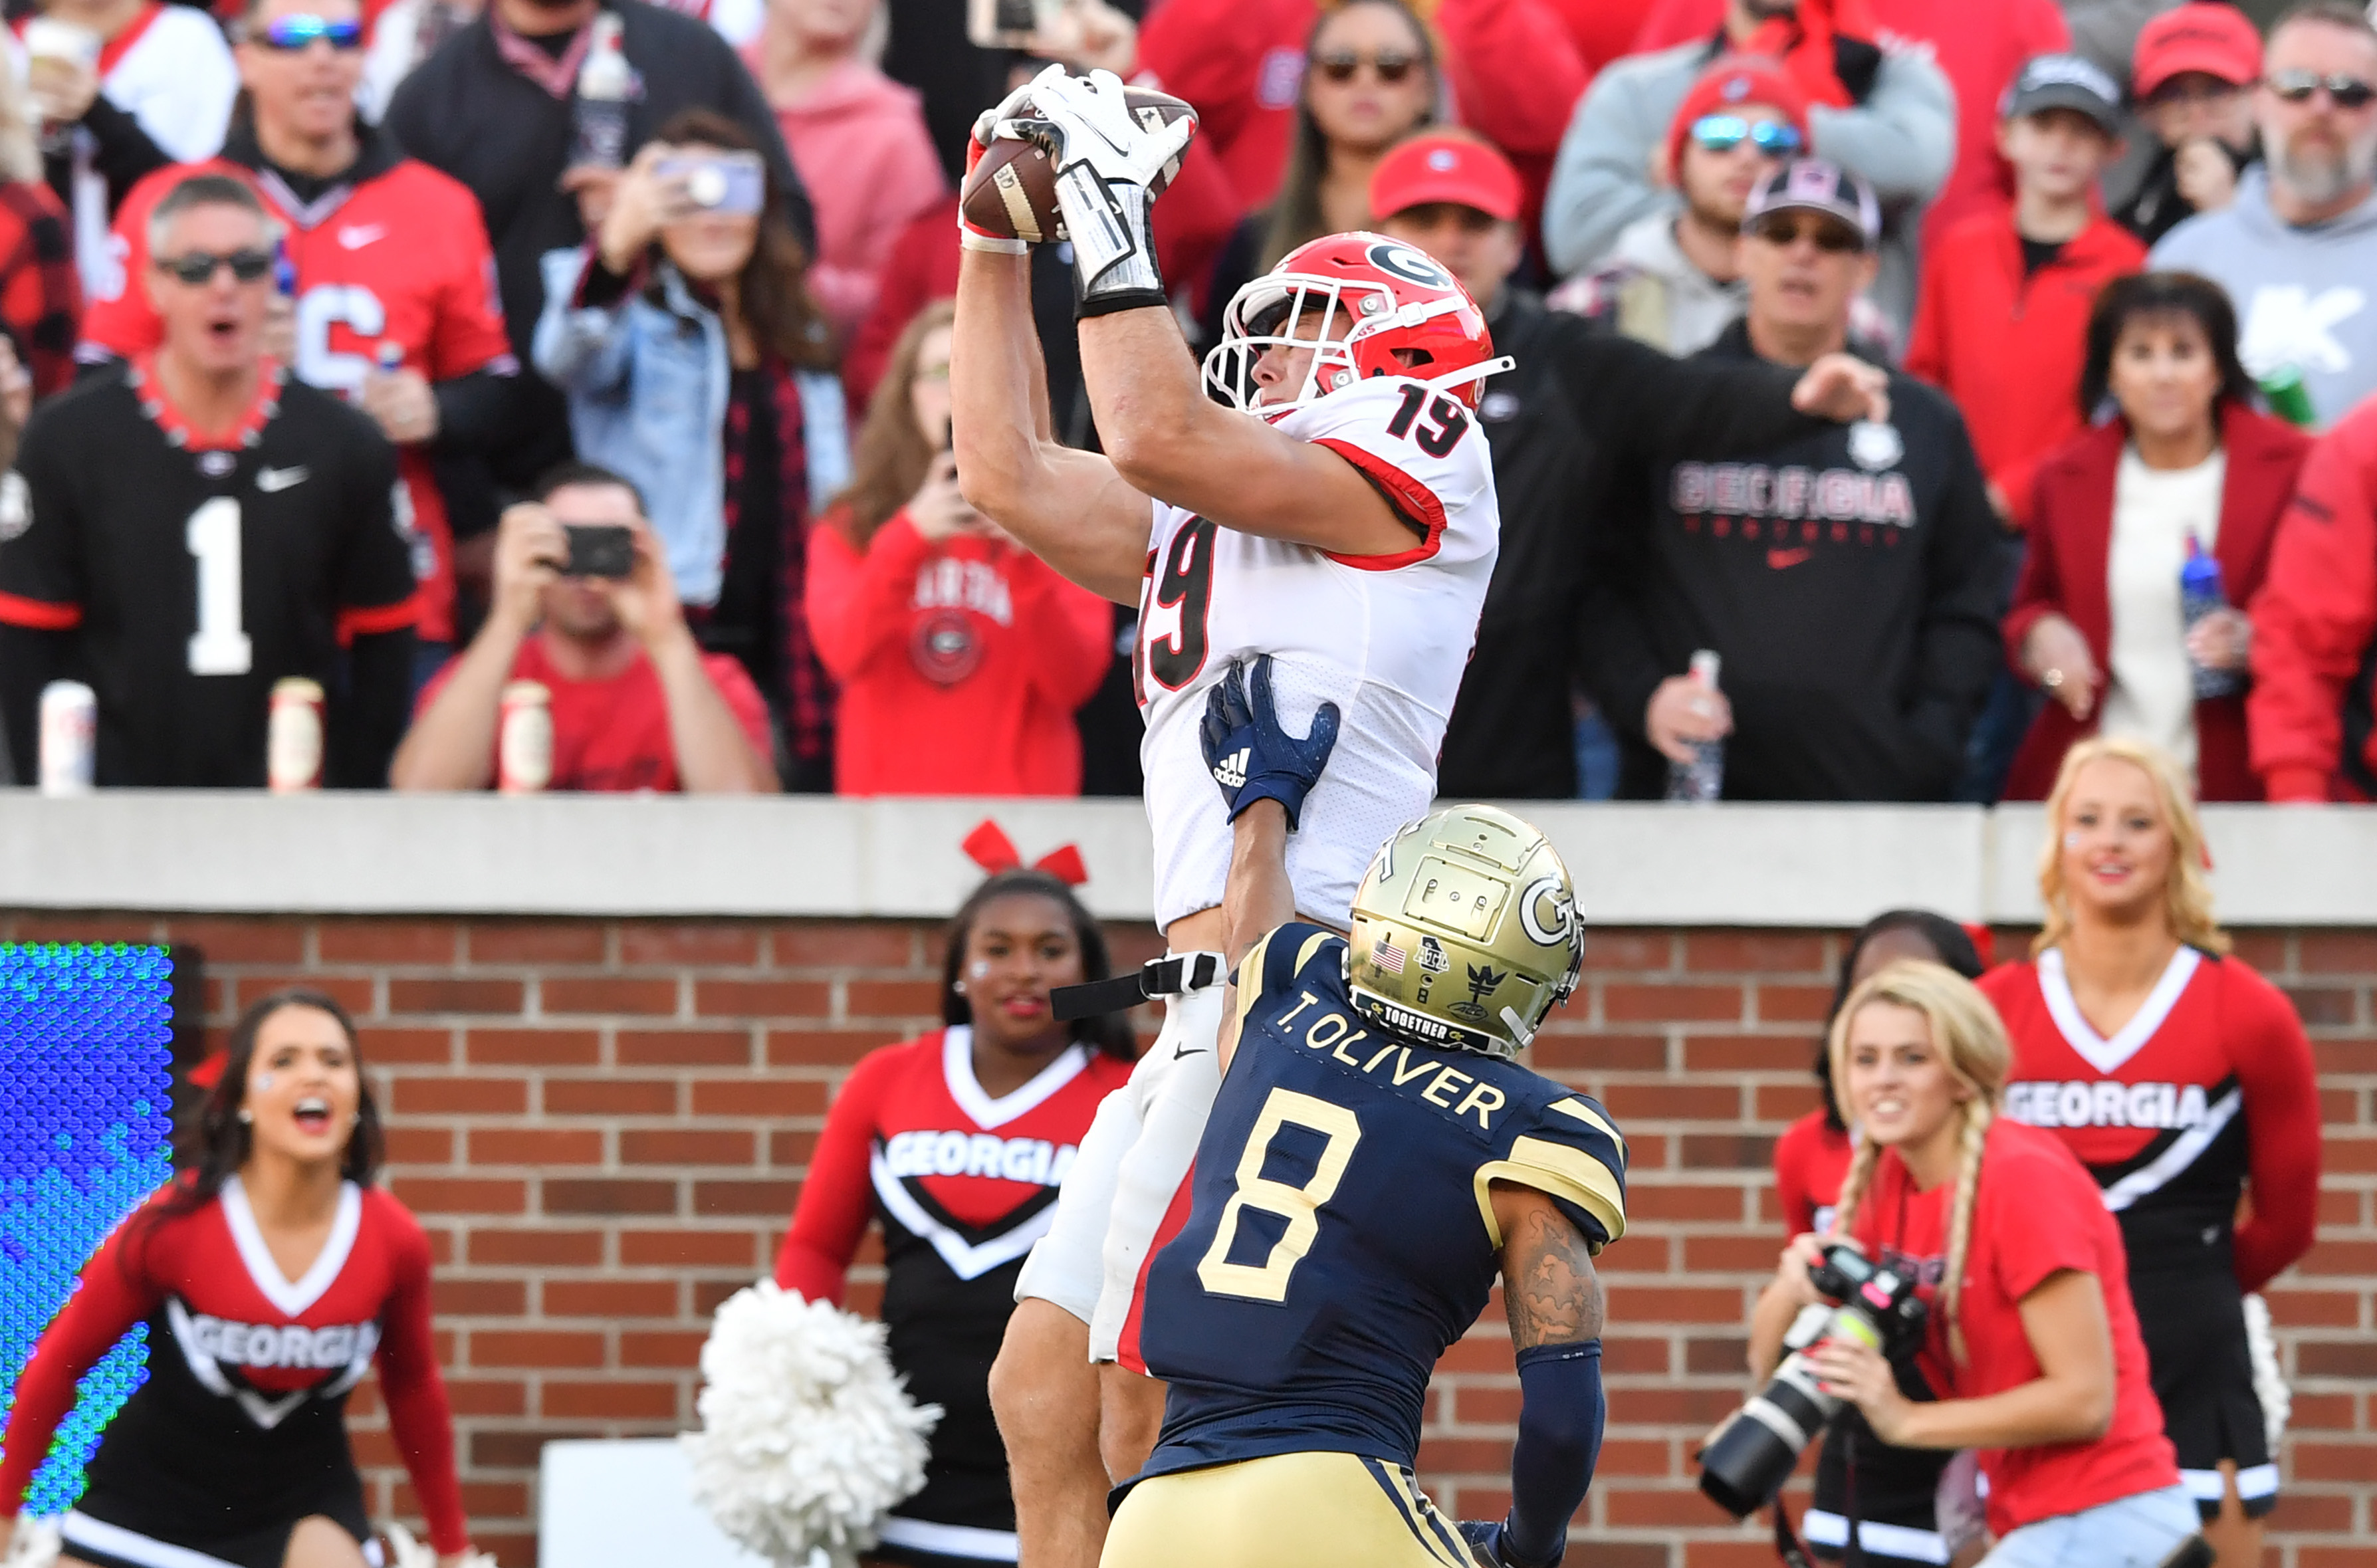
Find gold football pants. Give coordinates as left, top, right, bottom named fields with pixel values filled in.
left=1101, top=1451, right=1473, bottom=1568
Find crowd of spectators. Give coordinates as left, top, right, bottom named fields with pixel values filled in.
left=9, top=0, right=2377, bottom=808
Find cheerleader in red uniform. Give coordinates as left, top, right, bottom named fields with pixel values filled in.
left=776, top=836, right=1137, bottom=1568
left=0, top=990, right=473, bottom=1568
left=1983, top=736, right=2320, bottom=1568
left=1769, top=912, right=1987, bottom=1568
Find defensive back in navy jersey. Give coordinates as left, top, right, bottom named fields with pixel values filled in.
left=1133, top=921, right=1628, bottom=1483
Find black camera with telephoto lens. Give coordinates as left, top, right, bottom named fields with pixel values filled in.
left=1698, top=1242, right=1930, bottom=1518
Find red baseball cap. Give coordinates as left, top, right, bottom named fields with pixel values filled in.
left=1369, top=131, right=1524, bottom=223
left=2133, top=3, right=2263, bottom=99
left=1668, top=55, right=1814, bottom=179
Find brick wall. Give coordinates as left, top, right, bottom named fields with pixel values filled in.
left=7, top=913, right=2372, bottom=1567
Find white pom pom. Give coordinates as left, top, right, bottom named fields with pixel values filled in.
left=380, top=1521, right=499, bottom=1568
left=1, top=1517, right=61, bottom=1568
left=681, top=1280, right=941, bottom=1568
left=2243, top=1290, right=2290, bottom=1458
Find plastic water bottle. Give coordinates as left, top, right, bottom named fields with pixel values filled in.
left=1665, top=649, right=1725, bottom=802
left=571, top=12, right=631, bottom=171
left=2180, top=537, right=2243, bottom=701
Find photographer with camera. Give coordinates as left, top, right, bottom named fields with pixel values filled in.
left=534, top=108, right=848, bottom=788
left=1732, top=962, right=2196, bottom=1568
left=1767, top=911, right=1988, bottom=1568
left=390, top=461, right=778, bottom=793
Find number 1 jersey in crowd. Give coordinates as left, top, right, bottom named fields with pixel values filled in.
left=0, top=363, right=413, bottom=786
left=1133, top=376, right=1497, bottom=930
left=79, top=126, right=516, bottom=645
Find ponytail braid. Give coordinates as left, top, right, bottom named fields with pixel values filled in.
left=1826, top=1130, right=1882, bottom=1242
left=1940, top=1101, right=1992, bottom=1365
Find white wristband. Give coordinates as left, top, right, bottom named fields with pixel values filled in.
left=959, top=228, right=1029, bottom=257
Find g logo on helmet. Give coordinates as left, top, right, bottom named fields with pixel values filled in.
left=1365, top=241, right=1452, bottom=289
left=1518, top=875, right=1574, bottom=949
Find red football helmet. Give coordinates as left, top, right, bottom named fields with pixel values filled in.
left=1202, top=231, right=1513, bottom=415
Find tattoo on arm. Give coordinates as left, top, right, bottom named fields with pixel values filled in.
left=1502, top=1201, right=1605, bottom=1351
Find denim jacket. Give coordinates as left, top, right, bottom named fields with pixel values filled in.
left=532, top=247, right=849, bottom=607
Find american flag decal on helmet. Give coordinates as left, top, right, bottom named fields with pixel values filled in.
left=1373, top=937, right=1407, bottom=974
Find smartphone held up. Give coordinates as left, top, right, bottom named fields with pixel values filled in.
left=656, top=151, right=764, bottom=217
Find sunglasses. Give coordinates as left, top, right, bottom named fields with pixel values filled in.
left=253, top=14, right=364, bottom=50
left=1692, top=114, right=1803, bottom=156
left=156, top=248, right=277, bottom=285
left=1310, top=49, right=1418, bottom=85
left=1750, top=213, right=1865, bottom=253
left=2266, top=69, right=2377, bottom=110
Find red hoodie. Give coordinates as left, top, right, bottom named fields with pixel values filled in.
left=746, top=55, right=947, bottom=343
left=806, top=508, right=1113, bottom=795
left=2247, top=396, right=2377, bottom=802
left=1905, top=206, right=2144, bottom=524
left=1134, top=0, right=1587, bottom=227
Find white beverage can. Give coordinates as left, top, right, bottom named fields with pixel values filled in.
left=498, top=680, right=552, bottom=794
left=268, top=677, right=326, bottom=792
left=38, top=679, right=95, bottom=796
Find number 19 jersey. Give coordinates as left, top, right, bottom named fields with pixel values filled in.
left=1135, top=377, right=1498, bottom=930
left=1133, top=922, right=1627, bottom=1482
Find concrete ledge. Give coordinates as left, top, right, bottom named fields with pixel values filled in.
left=0, top=793, right=2371, bottom=927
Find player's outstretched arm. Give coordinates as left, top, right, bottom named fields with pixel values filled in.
left=1079, top=308, right=1417, bottom=558
left=1202, top=655, right=1341, bottom=1067
left=1464, top=1183, right=1606, bottom=1568
left=1008, top=67, right=1415, bottom=559
left=950, top=249, right=1153, bottom=606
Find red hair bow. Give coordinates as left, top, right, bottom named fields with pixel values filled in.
left=963, top=820, right=1089, bottom=887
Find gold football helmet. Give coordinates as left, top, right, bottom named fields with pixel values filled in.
left=1344, top=804, right=1582, bottom=1058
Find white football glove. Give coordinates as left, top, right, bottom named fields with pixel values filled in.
left=998, top=64, right=1195, bottom=314
left=1018, top=66, right=1194, bottom=193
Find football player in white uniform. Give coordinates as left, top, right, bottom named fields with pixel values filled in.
left=949, top=67, right=1884, bottom=1568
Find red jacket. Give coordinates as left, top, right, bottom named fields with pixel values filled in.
left=1135, top=0, right=1586, bottom=226
left=2002, top=404, right=2310, bottom=802
left=2247, top=395, right=2377, bottom=802
left=806, top=507, right=1113, bottom=795
left=1904, top=207, right=2144, bottom=526
left=1543, top=0, right=1662, bottom=72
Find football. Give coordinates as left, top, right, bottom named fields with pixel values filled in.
left=959, top=84, right=1197, bottom=245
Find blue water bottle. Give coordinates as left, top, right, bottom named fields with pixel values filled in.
left=2180, top=536, right=2243, bottom=700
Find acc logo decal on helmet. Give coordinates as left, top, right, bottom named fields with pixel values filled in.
left=1365, top=240, right=1454, bottom=289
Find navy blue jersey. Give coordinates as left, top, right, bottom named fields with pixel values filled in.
left=1134, top=921, right=1628, bottom=1481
